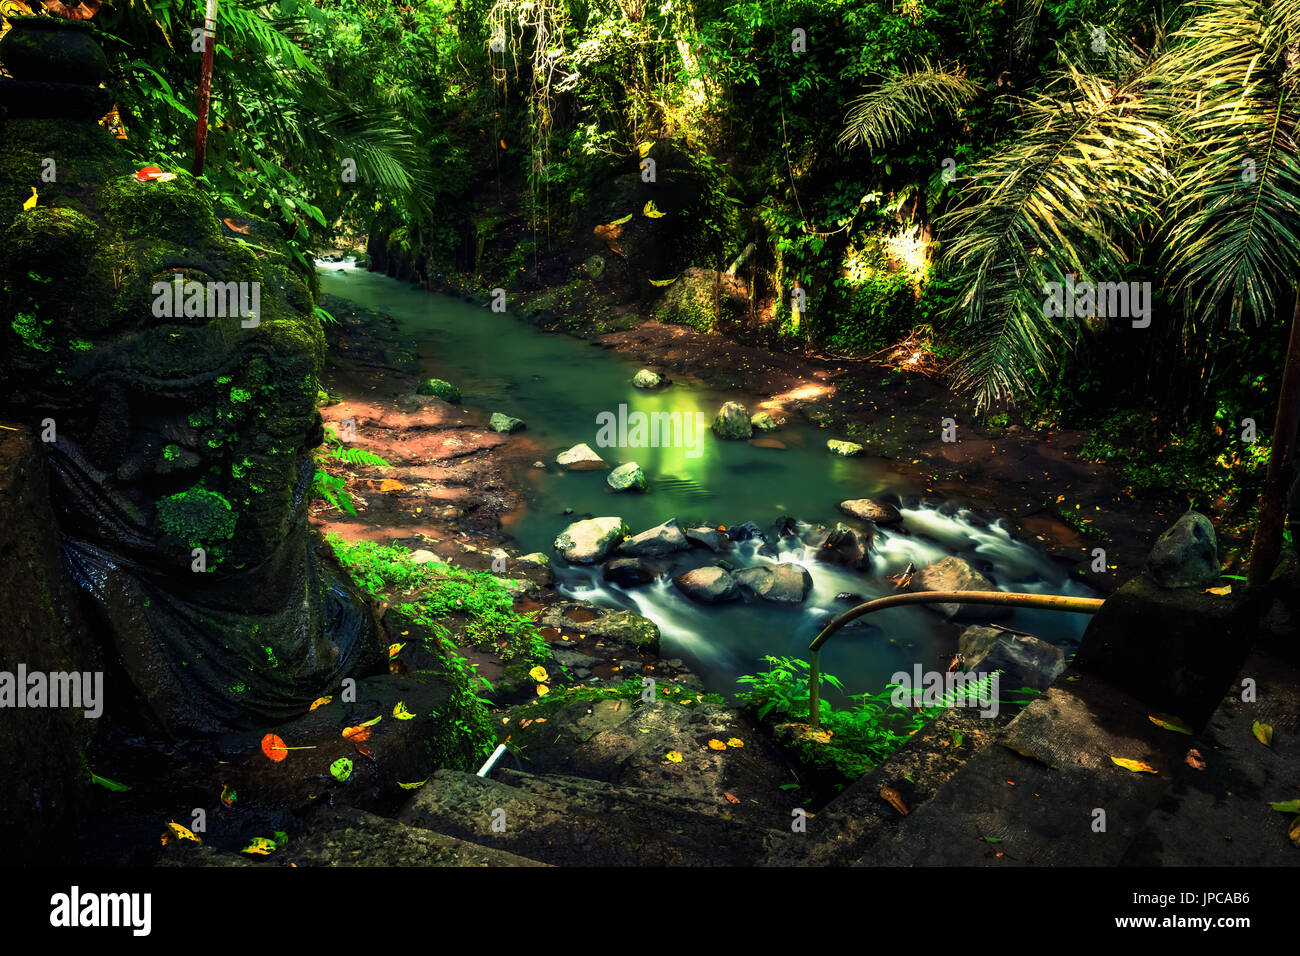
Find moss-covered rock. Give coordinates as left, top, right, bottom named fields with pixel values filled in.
left=417, top=377, right=461, bottom=402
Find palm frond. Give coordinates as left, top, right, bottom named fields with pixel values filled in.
left=1157, top=0, right=1300, bottom=331
left=938, top=38, right=1173, bottom=410
left=838, top=61, right=981, bottom=153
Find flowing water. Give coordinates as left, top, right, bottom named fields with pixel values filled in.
left=319, top=263, right=1096, bottom=699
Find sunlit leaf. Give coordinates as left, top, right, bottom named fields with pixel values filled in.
left=528, top=665, right=550, bottom=683
left=242, top=837, right=277, bottom=855
left=1110, top=756, right=1158, bottom=773
left=643, top=200, right=666, bottom=218
left=398, top=778, right=428, bottom=790
left=393, top=701, right=415, bottom=720
left=665, top=750, right=683, bottom=763
left=707, top=739, right=727, bottom=751
left=164, top=821, right=201, bottom=843
left=1253, top=721, right=1274, bottom=747
left=309, top=696, right=333, bottom=711
left=388, top=643, right=405, bottom=659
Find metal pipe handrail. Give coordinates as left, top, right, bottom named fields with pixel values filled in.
left=807, top=590, right=1105, bottom=728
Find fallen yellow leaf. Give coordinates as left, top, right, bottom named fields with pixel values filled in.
left=643, top=200, right=666, bottom=218
left=536, top=683, right=549, bottom=697
left=242, top=837, right=277, bottom=855
left=398, top=779, right=428, bottom=790
left=707, top=739, right=727, bottom=751
left=388, top=642, right=405, bottom=658
left=393, top=701, right=415, bottom=720
left=1110, top=756, right=1158, bottom=774
left=665, top=750, right=683, bottom=763
left=726, top=738, right=744, bottom=748
left=309, top=696, right=332, bottom=711
left=1204, top=584, right=1232, bottom=596
left=528, top=665, right=550, bottom=683
left=379, top=478, right=405, bottom=492
left=1253, top=721, right=1273, bottom=747
left=164, top=822, right=201, bottom=843
left=22, top=187, right=38, bottom=211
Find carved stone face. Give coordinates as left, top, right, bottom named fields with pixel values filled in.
left=0, top=118, right=382, bottom=735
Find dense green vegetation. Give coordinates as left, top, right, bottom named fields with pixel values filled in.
left=84, top=0, right=1298, bottom=536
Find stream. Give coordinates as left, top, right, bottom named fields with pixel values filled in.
left=319, top=263, right=1097, bottom=700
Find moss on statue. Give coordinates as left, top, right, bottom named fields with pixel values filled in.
left=155, top=486, right=238, bottom=565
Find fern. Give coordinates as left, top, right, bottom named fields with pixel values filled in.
left=329, top=447, right=392, bottom=468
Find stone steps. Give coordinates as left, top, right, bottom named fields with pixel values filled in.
left=395, top=767, right=784, bottom=866
left=1120, top=649, right=1300, bottom=866
left=854, top=667, right=1196, bottom=866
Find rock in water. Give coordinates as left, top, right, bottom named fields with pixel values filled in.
left=733, top=564, right=812, bottom=603
left=556, top=443, right=607, bottom=468
left=417, top=378, right=461, bottom=403
left=814, top=527, right=870, bottom=571
left=603, top=557, right=654, bottom=587
left=909, top=556, right=1011, bottom=620
left=607, top=461, right=647, bottom=492
left=959, top=626, right=1065, bottom=691
left=827, top=439, right=864, bottom=457
left=838, top=498, right=902, bottom=525
left=673, top=566, right=740, bottom=603
left=632, top=368, right=662, bottom=388
left=1146, top=510, right=1220, bottom=588
left=619, top=518, right=689, bottom=556
left=751, top=411, right=780, bottom=431
left=685, top=526, right=730, bottom=551
left=489, top=412, right=525, bottom=433
left=712, top=401, right=753, bottom=439
left=554, top=517, right=629, bottom=564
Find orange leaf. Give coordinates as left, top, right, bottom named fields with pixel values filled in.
left=379, top=478, right=405, bottom=492
left=261, top=733, right=288, bottom=762
left=707, top=739, right=727, bottom=751
left=880, top=786, right=910, bottom=815
left=223, top=217, right=252, bottom=234
left=1185, top=748, right=1206, bottom=771
left=723, top=792, right=740, bottom=804
left=309, top=696, right=332, bottom=711
left=342, top=725, right=372, bottom=743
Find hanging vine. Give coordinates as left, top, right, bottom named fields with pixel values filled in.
left=488, top=0, right=576, bottom=263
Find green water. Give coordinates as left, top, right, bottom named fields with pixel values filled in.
left=319, top=265, right=1094, bottom=696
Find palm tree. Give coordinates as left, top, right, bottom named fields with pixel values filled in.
left=841, top=0, right=1300, bottom=582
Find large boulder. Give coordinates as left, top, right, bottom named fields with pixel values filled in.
left=554, top=517, right=629, bottom=564
left=672, top=566, right=740, bottom=603
left=1146, top=510, right=1220, bottom=588
left=556, top=443, right=607, bottom=469
left=909, top=556, right=1011, bottom=620
left=838, top=498, right=902, bottom=526
left=712, top=401, right=752, bottom=440
left=607, top=461, right=647, bottom=492
left=733, top=564, right=812, bottom=603
left=618, top=518, right=689, bottom=556
left=958, top=626, right=1066, bottom=691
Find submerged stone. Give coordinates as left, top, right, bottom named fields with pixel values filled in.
left=607, top=461, right=647, bottom=492
left=489, top=412, right=525, bottom=433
